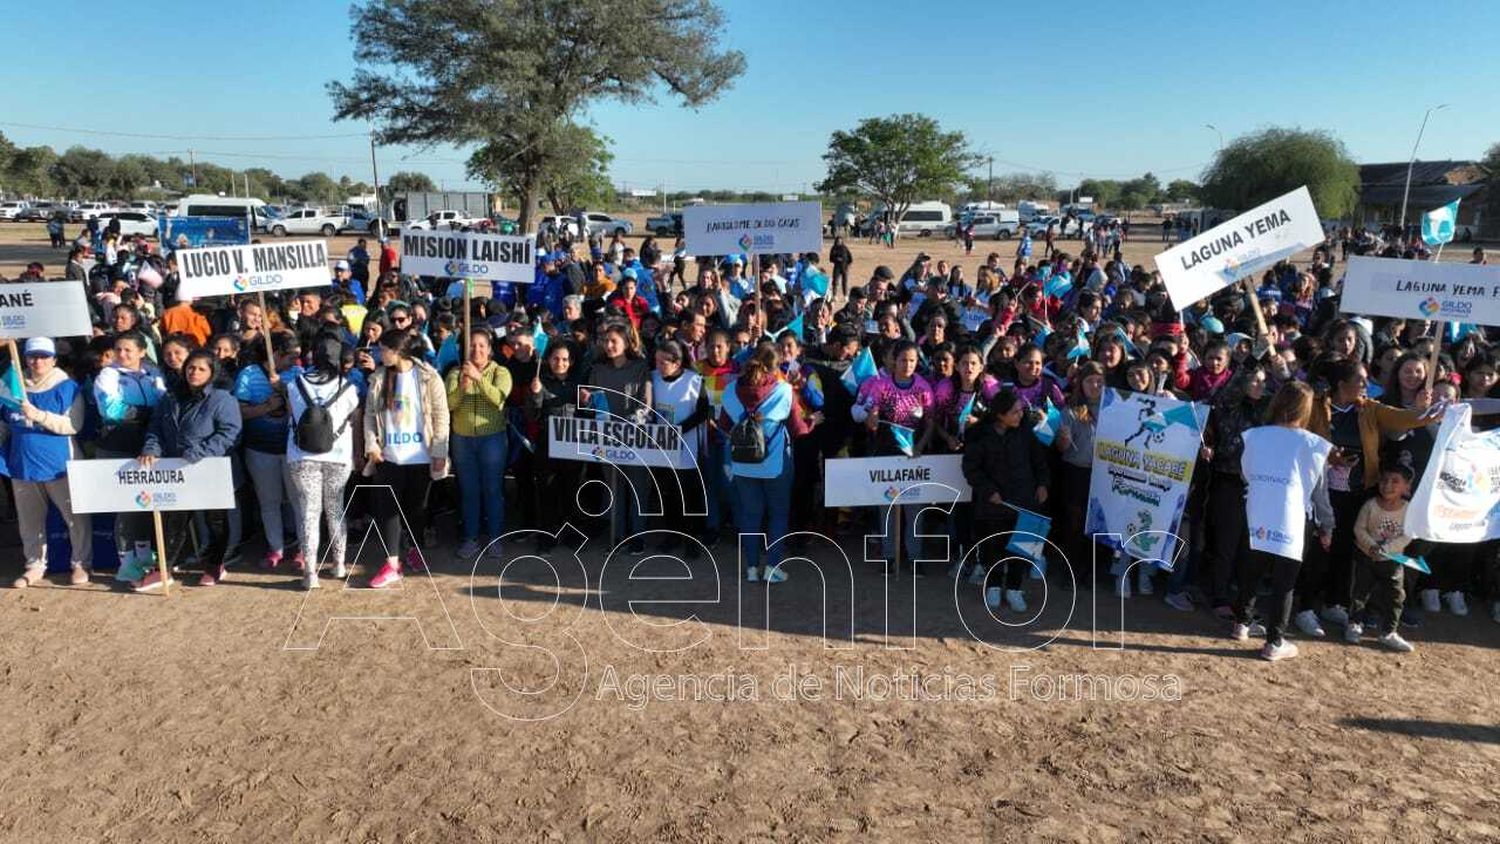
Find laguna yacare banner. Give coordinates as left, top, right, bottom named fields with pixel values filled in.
left=547, top=416, right=695, bottom=470
left=399, top=230, right=536, bottom=283
left=176, top=241, right=331, bottom=298
left=65, top=457, right=236, bottom=514
left=1085, top=389, right=1208, bottom=565
left=1155, top=185, right=1325, bottom=310
left=823, top=455, right=972, bottom=507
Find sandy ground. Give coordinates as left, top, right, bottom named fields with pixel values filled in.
left=1, top=218, right=1499, bottom=840
left=1, top=514, right=1499, bottom=841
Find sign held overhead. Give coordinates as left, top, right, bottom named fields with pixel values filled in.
left=176, top=241, right=331, bottom=298
left=0, top=281, right=93, bottom=338
left=399, top=230, right=536, bottom=283
left=1155, top=186, right=1325, bottom=309
left=1339, top=256, right=1500, bottom=324
left=682, top=201, right=823, bottom=257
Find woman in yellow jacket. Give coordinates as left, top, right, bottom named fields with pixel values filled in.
left=1297, top=356, right=1431, bottom=636
left=445, top=328, right=512, bottom=560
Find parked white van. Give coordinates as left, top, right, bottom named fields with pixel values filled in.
left=171, top=195, right=275, bottom=230
left=895, top=201, right=952, bottom=237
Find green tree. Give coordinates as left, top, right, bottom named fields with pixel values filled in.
left=385, top=171, right=438, bottom=196
left=328, top=0, right=744, bottom=233
left=1165, top=179, right=1200, bottom=202
left=1481, top=143, right=1499, bottom=239
left=1200, top=128, right=1359, bottom=217
left=1075, top=178, right=1121, bottom=209
left=469, top=123, right=613, bottom=215
left=5, top=145, right=57, bottom=197
left=816, top=113, right=977, bottom=226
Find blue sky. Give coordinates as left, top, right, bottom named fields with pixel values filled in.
left=3, top=0, right=1497, bottom=193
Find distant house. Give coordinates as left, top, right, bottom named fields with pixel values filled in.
left=1356, top=160, right=1488, bottom=240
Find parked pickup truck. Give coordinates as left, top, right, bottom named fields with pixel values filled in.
left=268, top=208, right=348, bottom=237
left=404, top=209, right=487, bottom=231
left=645, top=212, right=683, bottom=237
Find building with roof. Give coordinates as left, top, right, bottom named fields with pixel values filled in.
left=1355, top=160, right=1488, bottom=240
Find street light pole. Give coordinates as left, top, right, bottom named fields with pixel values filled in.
left=1399, top=103, right=1448, bottom=230
left=1205, top=123, right=1223, bottom=152
left=987, top=155, right=994, bottom=203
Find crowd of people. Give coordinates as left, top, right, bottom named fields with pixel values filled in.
left=1, top=214, right=1497, bottom=662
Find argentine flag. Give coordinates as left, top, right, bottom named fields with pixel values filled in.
left=1421, top=200, right=1460, bottom=247
left=1032, top=400, right=1062, bottom=446
left=1005, top=505, right=1052, bottom=577
left=885, top=421, right=916, bottom=456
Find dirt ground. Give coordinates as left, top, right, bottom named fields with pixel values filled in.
left=2, top=218, right=1500, bottom=841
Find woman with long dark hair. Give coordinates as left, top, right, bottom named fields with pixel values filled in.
left=135, top=350, right=243, bottom=590
left=963, top=388, right=1050, bottom=613
left=528, top=339, right=584, bottom=551
left=286, top=333, right=360, bottom=590
left=361, top=328, right=450, bottom=589
left=585, top=321, right=653, bottom=554
left=1200, top=360, right=1272, bottom=617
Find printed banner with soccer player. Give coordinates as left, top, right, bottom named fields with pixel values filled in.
left=1406, top=403, right=1500, bottom=543
left=1085, top=389, right=1209, bottom=565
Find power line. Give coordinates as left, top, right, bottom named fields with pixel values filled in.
left=0, top=120, right=370, bottom=142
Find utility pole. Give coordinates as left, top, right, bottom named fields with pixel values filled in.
left=987, top=156, right=994, bottom=203
left=188, top=149, right=198, bottom=188
left=369, top=132, right=384, bottom=240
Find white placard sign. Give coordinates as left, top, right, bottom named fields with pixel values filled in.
left=0, top=281, right=92, bottom=338
left=1406, top=404, right=1500, bottom=542
left=547, top=416, right=695, bottom=470
left=823, top=455, right=972, bottom=507
left=66, top=457, right=236, bottom=513
left=682, top=201, right=823, bottom=256
left=399, top=230, right=536, bottom=283
left=176, top=241, right=331, bottom=298
left=1155, top=186, right=1326, bottom=309
left=1339, top=256, right=1500, bottom=324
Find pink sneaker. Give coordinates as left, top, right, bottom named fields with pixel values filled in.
left=133, top=569, right=173, bottom=593
left=291, top=551, right=306, bottom=574
left=261, top=550, right=284, bottom=571
left=404, top=548, right=427, bottom=573
left=198, top=564, right=227, bottom=587
left=368, top=561, right=403, bottom=589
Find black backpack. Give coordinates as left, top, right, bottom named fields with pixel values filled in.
left=729, top=395, right=782, bottom=464
left=293, top=376, right=353, bottom=455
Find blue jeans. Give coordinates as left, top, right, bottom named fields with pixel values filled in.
left=453, top=431, right=508, bottom=542
left=733, top=464, right=793, bottom=571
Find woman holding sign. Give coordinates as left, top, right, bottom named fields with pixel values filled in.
left=136, top=350, right=243, bottom=591
left=94, top=331, right=167, bottom=576
left=3, top=338, right=93, bottom=588
left=362, top=329, right=450, bottom=589
left=1233, top=383, right=1333, bottom=661
left=445, top=327, right=512, bottom=561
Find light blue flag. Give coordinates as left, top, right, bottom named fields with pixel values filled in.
left=1447, top=322, right=1478, bottom=342
left=1033, top=323, right=1051, bottom=348
left=1421, top=200, right=1460, bottom=247
left=1385, top=550, right=1431, bottom=575
left=732, top=344, right=754, bottom=367
left=589, top=389, right=612, bottom=415
left=957, top=392, right=978, bottom=435
left=802, top=269, right=829, bottom=298
left=1032, top=400, right=1062, bottom=446
left=1043, top=272, right=1073, bottom=299
left=0, top=362, right=23, bottom=412
left=533, top=322, right=549, bottom=358
left=886, top=421, right=915, bottom=456
left=1006, top=505, right=1051, bottom=578
left=841, top=346, right=877, bottom=392
left=777, top=314, right=804, bottom=340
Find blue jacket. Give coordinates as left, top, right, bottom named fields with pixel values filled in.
left=142, top=384, right=243, bottom=464
left=0, top=368, right=84, bottom=482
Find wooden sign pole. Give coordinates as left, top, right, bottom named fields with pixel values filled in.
left=152, top=510, right=171, bottom=597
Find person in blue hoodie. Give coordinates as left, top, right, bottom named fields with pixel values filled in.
left=93, top=331, right=166, bottom=572
left=234, top=332, right=303, bottom=572
left=3, top=338, right=92, bottom=588
left=135, top=349, right=243, bottom=591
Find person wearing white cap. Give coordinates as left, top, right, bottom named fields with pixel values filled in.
left=2, top=337, right=93, bottom=588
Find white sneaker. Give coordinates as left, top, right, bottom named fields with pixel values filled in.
left=1443, top=591, right=1469, bottom=617
left=303, top=573, right=320, bottom=591
left=1320, top=605, right=1349, bottom=626
left=745, top=567, right=760, bottom=583
left=1420, top=589, right=1441, bottom=613
left=331, top=562, right=348, bottom=579
left=1115, top=575, right=1132, bottom=599
left=1379, top=631, right=1415, bottom=653
left=1344, top=621, right=1364, bottom=643
left=1136, top=568, right=1155, bottom=596
left=985, top=587, right=1002, bottom=609
left=1294, top=609, right=1325, bottom=638
left=762, top=566, right=788, bottom=584
left=1230, top=623, right=1252, bottom=641
left=1005, top=589, right=1028, bottom=613
left=1261, top=640, right=1299, bottom=662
